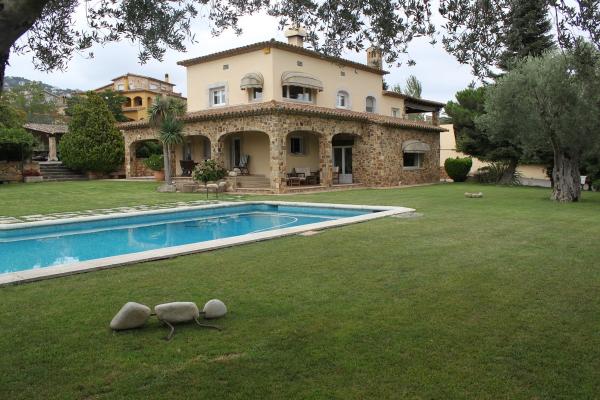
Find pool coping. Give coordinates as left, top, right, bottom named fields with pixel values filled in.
left=0, top=201, right=414, bottom=287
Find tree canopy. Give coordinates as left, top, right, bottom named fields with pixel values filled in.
left=1, top=81, right=59, bottom=123
left=1, top=0, right=598, bottom=90
left=66, top=90, right=129, bottom=122
left=59, top=92, right=124, bottom=173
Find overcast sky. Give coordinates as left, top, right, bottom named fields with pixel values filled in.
left=6, top=11, right=475, bottom=103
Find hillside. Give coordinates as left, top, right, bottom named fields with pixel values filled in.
left=3, top=76, right=80, bottom=96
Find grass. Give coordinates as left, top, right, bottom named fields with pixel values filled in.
left=1, top=181, right=600, bottom=399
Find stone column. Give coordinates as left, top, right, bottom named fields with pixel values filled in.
left=48, top=135, right=58, bottom=161
left=269, top=132, right=286, bottom=193
left=319, top=135, right=333, bottom=187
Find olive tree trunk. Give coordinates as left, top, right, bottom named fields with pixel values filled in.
left=498, top=158, right=519, bottom=185
left=551, top=149, right=581, bottom=202
left=0, top=1, right=49, bottom=94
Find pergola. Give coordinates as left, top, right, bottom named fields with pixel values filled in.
left=23, top=123, right=68, bottom=161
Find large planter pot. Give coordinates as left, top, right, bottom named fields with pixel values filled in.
left=153, top=171, right=165, bottom=181
left=24, top=176, right=43, bottom=183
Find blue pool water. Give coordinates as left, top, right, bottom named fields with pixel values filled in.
left=0, top=204, right=372, bottom=274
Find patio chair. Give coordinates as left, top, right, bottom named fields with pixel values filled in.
left=238, top=155, right=250, bottom=175
left=180, top=160, right=198, bottom=177
left=332, top=166, right=340, bottom=184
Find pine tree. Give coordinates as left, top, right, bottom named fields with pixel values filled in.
left=498, top=0, right=554, bottom=71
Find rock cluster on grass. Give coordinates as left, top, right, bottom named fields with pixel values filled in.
left=464, top=192, right=484, bottom=198
left=109, top=299, right=228, bottom=339
left=110, top=302, right=151, bottom=330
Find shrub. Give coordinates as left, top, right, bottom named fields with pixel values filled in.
left=592, top=179, right=600, bottom=192
left=193, top=159, right=227, bottom=184
left=135, top=141, right=162, bottom=158
left=444, top=157, right=472, bottom=182
left=143, top=154, right=164, bottom=171
left=474, top=162, right=522, bottom=185
left=59, top=92, right=124, bottom=173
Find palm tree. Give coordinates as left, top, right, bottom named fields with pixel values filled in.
left=148, top=96, right=186, bottom=185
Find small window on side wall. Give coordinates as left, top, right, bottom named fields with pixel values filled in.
left=392, top=108, right=400, bottom=117
left=403, top=152, right=423, bottom=169
left=290, top=137, right=305, bottom=155
left=365, top=96, right=376, bottom=113
left=336, top=91, right=349, bottom=108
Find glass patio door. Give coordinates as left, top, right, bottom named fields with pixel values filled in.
left=231, top=137, right=241, bottom=169
left=333, top=146, right=353, bottom=184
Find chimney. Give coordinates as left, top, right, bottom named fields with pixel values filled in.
left=284, top=26, right=307, bottom=47
left=366, top=47, right=382, bottom=69
left=164, top=73, right=170, bottom=83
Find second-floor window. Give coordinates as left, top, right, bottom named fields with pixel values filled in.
left=149, top=83, right=158, bottom=90
left=392, top=108, right=400, bottom=117
left=282, top=85, right=313, bottom=103
left=210, top=87, right=226, bottom=106
left=365, top=96, right=376, bottom=113
left=117, top=83, right=124, bottom=91
left=336, top=91, right=349, bottom=108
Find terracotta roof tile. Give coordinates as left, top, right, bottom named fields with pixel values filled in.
left=177, top=40, right=388, bottom=76
left=23, top=123, right=68, bottom=135
left=382, top=91, right=446, bottom=108
left=118, top=100, right=446, bottom=132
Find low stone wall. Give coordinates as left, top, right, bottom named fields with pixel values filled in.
left=0, top=161, right=40, bottom=182
left=131, top=158, right=154, bottom=177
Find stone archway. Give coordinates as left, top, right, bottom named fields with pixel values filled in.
left=331, top=132, right=364, bottom=184
left=129, top=139, right=163, bottom=177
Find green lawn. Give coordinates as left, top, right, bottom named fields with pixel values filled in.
left=1, top=181, right=599, bottom=399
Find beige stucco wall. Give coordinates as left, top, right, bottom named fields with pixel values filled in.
left=440, top=124, right=549, bottom=180
left=185, top=49, right=274, bottom=111
left=184, top=45, right=405, bottom=117
left=285, top=132, right=320, bottom=172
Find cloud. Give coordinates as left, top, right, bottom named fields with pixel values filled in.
left=6, top=9, right=474, bottom=103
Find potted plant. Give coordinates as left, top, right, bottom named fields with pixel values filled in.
left=193, top=160, right=228, bottom=198
left=23, top=169, right=43, bottom=183
left=143, top=154, right=165, bottom=181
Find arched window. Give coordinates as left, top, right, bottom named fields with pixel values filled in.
left=336, top=91, right=350, bottom=109
left=124, top=97, right=132, bottom=107
left=365, top=96, right=376, bottom=113
left=133, top=96, right=143, bottom=106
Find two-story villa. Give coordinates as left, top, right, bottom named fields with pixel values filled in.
left=120, top=28, right=445, bottom=193
left=95, top=73, right=184, bottom=121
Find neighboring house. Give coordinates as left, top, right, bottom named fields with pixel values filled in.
left=95, top=73, right=185, bottom=121
left=120, top=28, right=446, bottom=193
left=41, top=90, right=70, bottom=115
left=440, top=124, right=551, bottom=187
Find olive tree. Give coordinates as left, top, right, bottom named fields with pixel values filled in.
left=477, top=43, right=600, bottom=202
left=2, top=0, right=598, bottom=93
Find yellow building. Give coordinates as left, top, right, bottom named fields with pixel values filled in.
left=95, top=73, right=184, bottom=121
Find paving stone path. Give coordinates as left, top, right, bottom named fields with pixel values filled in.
left=0, top=197, right=246, bottom=225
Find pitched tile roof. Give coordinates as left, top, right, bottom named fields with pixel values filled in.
left=382, top=91, right=446, bottom=108
left=23, top=123, right=68, bottom=135
left=118, top=100, right=446, bottom=132
left=177, top=39, right=389, bottom=76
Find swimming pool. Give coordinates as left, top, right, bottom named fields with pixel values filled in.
left=0, top=201, right=413, bottom=284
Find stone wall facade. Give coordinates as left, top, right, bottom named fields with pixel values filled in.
left=121, top=111, right=441, bottom=193
left=0, top=161, right=40, bottom=182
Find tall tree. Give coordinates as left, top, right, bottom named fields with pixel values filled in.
left=403, top=75, right=423, bottom=98
left=445, top=86, right=522, bottom=183
left=66, top=90, right=129, bottom=122
left=497, top=0, right=554, bottom=71
left=2, top=1, right=597, bottom=94
left=477, top=42, right=600, bottom=202
left=148, top=96, right=186, bottom=188
left=1, top=81, right=59, bottom=123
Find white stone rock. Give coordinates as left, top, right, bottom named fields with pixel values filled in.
left=110, top=302, right=151, bottom=330
left=154, top=302, right=200, bottom=324
left=203, top=299, right=227, bottom=319
left=228, top=171, right=238, bottom=177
